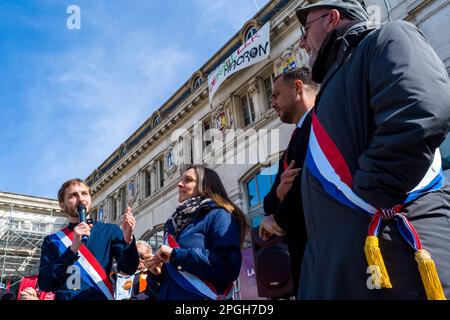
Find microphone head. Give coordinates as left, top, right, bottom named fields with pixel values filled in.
left=77, top=204, right=89, bottom=243
left=77, top=204, right=87, bottom=223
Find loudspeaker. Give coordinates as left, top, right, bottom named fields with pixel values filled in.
left=251, top=227, right=295, bottom=298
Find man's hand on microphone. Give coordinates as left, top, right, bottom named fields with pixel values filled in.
left=122, top=207, right=136, bottom=244
left=70, top=222, right=91, bottom=253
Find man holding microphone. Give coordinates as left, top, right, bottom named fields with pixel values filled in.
left=38, top=178, right=139, bottom=300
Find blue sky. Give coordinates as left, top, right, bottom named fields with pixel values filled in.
left=0, top=0, right=270, bottom=199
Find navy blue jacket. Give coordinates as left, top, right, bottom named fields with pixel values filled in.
left=151, top=205, right=242, bottom=300
left=38, top=221, right=139, bottom=300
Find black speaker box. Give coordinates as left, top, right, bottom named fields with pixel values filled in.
left=251, top=227, right=295, bottom=298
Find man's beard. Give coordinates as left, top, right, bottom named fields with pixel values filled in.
left=65, top=205, right=90, bottom=218
left=67, top=210, right=79, bottom=218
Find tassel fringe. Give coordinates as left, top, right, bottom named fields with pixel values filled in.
left=415, top=249, right=446, bottom=300
left=364, top=235, right=392, bottom=289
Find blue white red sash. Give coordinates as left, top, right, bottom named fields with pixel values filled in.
left=164, top=233, right=234, bottom=300
left=49, top=227, right=114, bottom=300
left=305, top=112, right=445, bottom=250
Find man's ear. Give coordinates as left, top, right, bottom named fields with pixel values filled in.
left=294, top=79, right=304, bottom=95
left=326, top=9, right=342, bottom=32
left=59, top=201, right=65, bottom=211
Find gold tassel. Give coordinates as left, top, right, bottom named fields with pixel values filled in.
left=415, top=249, right=446, bottom=300
left=364, top=235, right=392, bottom=289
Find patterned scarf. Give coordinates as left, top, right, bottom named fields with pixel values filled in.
left=170, top=196, right=216, bottom=234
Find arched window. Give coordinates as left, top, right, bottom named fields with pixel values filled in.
left=145, top=225, right=165, bottom=252
left=245, top=26, right=258, bottom=41
left=120, top=145, right=127, bottom=158
left=244, top=163, right=278, bottom=227
left=193, top=76, right=203, bottom=90
left=153, top=115, right=161, bottom=127
left=94, top=170, right=100, bottom=182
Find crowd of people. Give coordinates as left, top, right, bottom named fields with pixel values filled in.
left=4, top=0, right=450, bottom=300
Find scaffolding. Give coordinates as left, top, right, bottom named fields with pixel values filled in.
left=0, top=197, right=66, bottom=290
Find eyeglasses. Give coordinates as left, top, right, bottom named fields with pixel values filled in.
left=300, top=13, right=329, bottom=40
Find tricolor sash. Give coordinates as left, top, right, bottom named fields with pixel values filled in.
left=306, top=112, right=444, bottom=216
left=49, top=227, right=114, bottom=300
left=163, top=233, right=234, bottom=300
left=305, top=112, right=446, bottom=299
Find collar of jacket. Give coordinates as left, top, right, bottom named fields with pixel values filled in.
left=312, top=21, right=375, bottom=84
left=164, top=200, right=219, bottom=236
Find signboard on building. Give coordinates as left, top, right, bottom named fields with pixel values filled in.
left=208, top=22, right=271, bottom=103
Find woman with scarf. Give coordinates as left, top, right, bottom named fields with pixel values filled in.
left=146, top=165, right=248, bottom=300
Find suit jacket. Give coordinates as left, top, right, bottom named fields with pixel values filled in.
left=263, top=111, right=312, bottom=292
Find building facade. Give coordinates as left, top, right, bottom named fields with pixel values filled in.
left=0, top=192, right=67, bottom=291
left=86, top=0, right=450, bottom=299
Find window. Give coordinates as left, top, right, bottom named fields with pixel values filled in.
left=245, top=27, right=258, bottom=41
left=247, top=177, right=258, bottom=207
left=264, top=74, right=275, bottom=108
left=145, top=170, right=152, bottom=197
left=185, top=129, right=195, bottom=165
left=153, top=115, right=161, bottom=127
left=97, top=207, right=104, bottom=222
left=120, top=146, right=127, bottom=158
left=193, top=76, right=203, bottom=90
left=245, top=163, right=278, bottom=227
left=166, top=152, right=174, bottom=170
left=109, top=197, right=117, bottom=222
left=203, top=119, right=212, bottom=149
left=158, top=158, right=165, bottom=188
left=94, top=170, right=100, bottom=183
left=120, top=186, right=127, bottom=215
left=147, top=227, right=165, bottom=253
left=241, top=94, right=255, bottom=127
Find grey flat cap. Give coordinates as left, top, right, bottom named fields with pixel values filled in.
left=296, top=0, right=369, bottom=26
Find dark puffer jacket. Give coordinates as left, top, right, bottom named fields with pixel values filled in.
left=300, top=20, right=450, bottom=299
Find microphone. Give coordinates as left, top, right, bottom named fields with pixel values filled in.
left=77, top=204, right=89, bottom=243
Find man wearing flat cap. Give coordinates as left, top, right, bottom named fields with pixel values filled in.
left=295, top=0, right=450, bottom=299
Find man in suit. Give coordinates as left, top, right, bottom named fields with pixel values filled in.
left=260, top=67, right=318, bottom=295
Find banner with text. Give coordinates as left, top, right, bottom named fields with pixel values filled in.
left=208, top=22, right=271, bottom=103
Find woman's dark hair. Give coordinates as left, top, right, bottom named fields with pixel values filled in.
left=187, top=165, right=248, bottom=246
